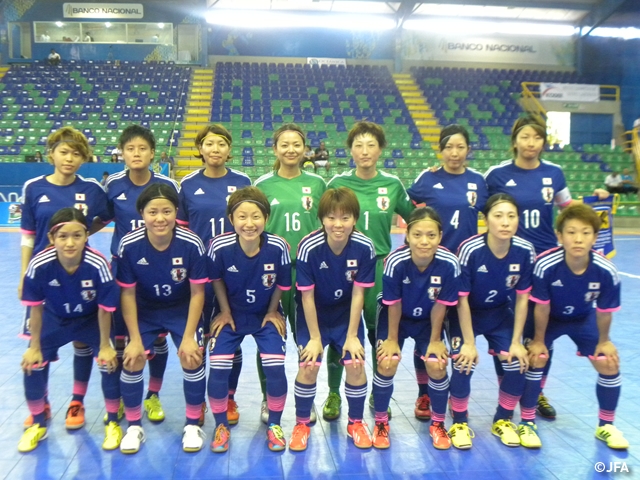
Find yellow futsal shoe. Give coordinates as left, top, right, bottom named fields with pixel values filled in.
left=518, top=422, right=542, bottom=448
left=449, top=422, right=474, bottom=450
left=595, top=424, right=629, bottom=450
left=18, top=424, right=48, bottom=453
left=143, top=394, right=165, bottom=422
left=102, top=421, right=123, bottom=450
left=491, top=419, right=520, bottom=447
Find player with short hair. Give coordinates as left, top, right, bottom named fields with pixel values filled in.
left=19, top=208, right=120, bottom=452
left=372, top=207, right=475, bottom=450
left=289, top=187, right=376, bottom=451
left=20, top=126, right=110, bottom=431
left=116, top=183, right=209, bottom=454
left=452, top=194, right=537, bottom=449
left=254, top=123, right=326, bottom=423
left=105, top=124, right=181, bottom=424
left=326, top=121, right=414, bottom=420
left=207, top=187, right=291, bottom=453
left=407, top=124, right=488, bottom=420
left=180, top=124, right=251, bottom=425
left=526, top=204, right=627, bottom=450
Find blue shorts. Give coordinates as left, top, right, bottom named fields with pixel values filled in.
left=376, top=303, right=431, bottom=360
left=38, top=310, right=109, bottom=363
left=448, top=304, right=513, bottom=357
left=296, top=302, right=365, bottom=365
left=536, top=313, right=599, bottom=359
left=209, top=314, right=286, bottom=358
left=135, top=302, right=204, bottom=355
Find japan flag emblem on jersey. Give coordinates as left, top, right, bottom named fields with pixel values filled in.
left=302, top=187, right=311, bottom=194
left=302, top=196, right=313, bottom=211
left=264, top=264, right=275, bottom=271
left=228, top=186, right=237, bottom=193
left=262, top=273, right=276, bottom=288
left=171, top=268, right=187, bottom=283
left=81, top=290, right=97, bottom=302
left=75, top=193, right=85, bottom=201
left=378, top=188, right=388, bottom=194
left=467, top=191, right=477, bottom=207
left=347, top=259, right=357, bottom=267
left=377, top=196, right=389, bottom=211
left=542, top=187, right=554, bottom=203
left=431, top=276, right=441, bottom=284
left=172, top=257, right=183, bottom=265
left=509, top=264, right=520, bottom=272
left=81, top=280, right=93, bottom=288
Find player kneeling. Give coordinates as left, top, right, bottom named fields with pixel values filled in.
left=289, top=187, right=376, bottom=451
left=527, top=204, right=628, bottom=450
left=20, top=208, right=120, bottom=452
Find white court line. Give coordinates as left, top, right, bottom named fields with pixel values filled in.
left=618, top=271, right=640, bottom=279
left=613, top=237, right=640, bottom=241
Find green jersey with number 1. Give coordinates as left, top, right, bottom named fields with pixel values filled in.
left=254, top=170, right=327, bottom=262
left=328, top=170, right=414, bottom=257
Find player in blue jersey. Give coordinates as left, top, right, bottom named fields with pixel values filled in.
left=20, top=127, right=110, bottom=432
left=484, top=115, right=609, bottom=420
left=288, top=187, right=376, bottom=451
left=105, top=125, right=181, bottom=424
left=451, top=194, right=537, bottom=449
left=116, top=184, right=209, bottom=454
left=408, top=124, right=488, bottom=252
left=254, top=123, right=326, bottom=424
left=371, top=207, right=476, bottom=450
left=207, top=187, right=291, bottom=453
left=527, top=204, right=627, bottom=450
left=19, top=208, right=120, bottom=452
left=180, top=124, right=251, bottom=426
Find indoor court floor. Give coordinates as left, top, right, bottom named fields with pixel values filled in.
left=0, top=230, right=638, bottom=480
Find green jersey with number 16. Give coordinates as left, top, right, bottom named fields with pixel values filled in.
left=328, top=170, right=414, bottom=257
left=254, top=170, right=327, bottom=262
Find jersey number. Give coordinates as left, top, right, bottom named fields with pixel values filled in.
left=63, top=303, right=84, bottom=314
left=334, top=289, right=343, bottom=299
left=363, top=211, right=370, bottom=230
left=563, top=306, right=575, bottom=315
left=523, top=209, right=540, bottom=229
left=413, top=307, right=423, bottom=317
left=284, top=212, right=301, bottom=232
left=129, top=220, right=145, bottom=230
left=210, top=218, right=225, bottom=238
left=153, top=284, right=172, bottom=296
left=450, top=210, right=460, bottom=230
left=246, top=289, right=256, bottom=303
left=485, top=290, right=498, bottom=303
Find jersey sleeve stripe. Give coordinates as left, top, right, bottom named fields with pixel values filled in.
left=21, top=228, right=36, bottom=235
left=176, top=228, right=206, bottom=255
left=22, top=300, right=44, bottom=306
left=26, top=249, right=58, bottom=277
left=436, top=299, right=458, bottom=306
left=189, top=277, right=210, bottom=284
left=516, top=287, right=532, bottom=294
left=435, top=248, right=461, bottom=276
left=383, top=248, right=411, bottom=277
left=592, top=254, right=621, bottom=285
left=457, top=235, right=484, bottom=265
left=277, top=285, right=291, bottom=291
left=354, top=281, right=375, bottom=288
left=297, top=231, right=325, bottom=262
left=21, top=175, right=45, bottom=201
left=99, top=304, right=117, bottom=312
left=117, top=280, right=136, bottom=288
left=296, top=283, right=314, bottom=291
left=382, top=298, right=401, bottom=305
left=533, top=250, right=564, bottom=277
left=596, top=306, right=620, bottom=313
left=529, top=295, right=549, bottom=304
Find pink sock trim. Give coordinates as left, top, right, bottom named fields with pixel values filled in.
left=27, top=399, right=45, bottom=415
left=148, top=377, right=163, bottom=393
left=267, top=394, right=286, bottom=412
left=105, top=398, right=120, bottom=413
left=73, top=381, right=88, bottom=396
left=209, top=396, right=228, bottom=414
left=450, top=396, right=469, bottom=413
left=125, top=406, right=142, bottom=422
left=186, top=404, right=202, bottom=420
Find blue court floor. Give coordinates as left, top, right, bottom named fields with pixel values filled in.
left=0, top=231, right=638, bottom=480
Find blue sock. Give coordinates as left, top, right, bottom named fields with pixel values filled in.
left=520, top=367, right=543, bottom=422
left=494, top=360, right=525, bottom=422
left=449, top=363, right=474, bottom=424
left=183, top=362, right=206, bottom=426
left=427, top=375, right=449, bottom=423
left=262, top=356, right=287, bottom=425
left=120, top=368, right=144, bottom=426
left=344, top=382, right=367, bottom=423
left=72, top=345, right=93, bottom=402
left=597, top=373, right=621, bottom=426
left=24, top=364, right=47, bottom=425
left=208, top=356, right=232, bottom=427
left=146, top=337, right=169, bottom=399
left=294, top=381, right=316, bottom=424
left=228, top=348, right=243, bottom=399
left=372, top=371, right=394, bottom=423
left=413, top=353, right=429, bottom=396
left=98, top=363, right=121, bottom=423
left=492, top=355, right=504, bottom=384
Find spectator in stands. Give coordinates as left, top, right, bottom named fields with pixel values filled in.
left=47, top=49, right=61, bottom=66
left=620, top=168, right=639, bottom=196
left=100, top=171, right=109, bottom=186
left=302, top=145, right=316, bottom=170
left=40, top=31, right=50, bottom=42
left=34, top=151, right=43, bottom=163
left=314, top=141, right=330, bottom=173
left=604, top=171, right=625, bottom=195
left=110, top=153, right=119, bottom=163
left=84, top=32, right=93, bottom=42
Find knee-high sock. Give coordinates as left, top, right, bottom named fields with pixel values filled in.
left=208, top=355, right=232, bottom=427
left=414, top=353, right=429, bottom=397
left=540, top=346, right=553, bottom=391
left=345, top=382, right=367, bottom=422
left=372, top=371, right=394, bottom=424
left=146, top=337, right=169, bottom=399
left=492, top=355, right=504, bottom=385
left=367, top=329, right=379, bottom=375
left=494, top=360, right=525, bottom=422
left=327, top=345, right=344, bottom=394
left=72, top=345, right=93, bottom=403
left=262, top=355, right=287, bottom=425
left=294, top=381, right=316, bottom=424
left=183, top=361, right=206, bottom=426
left=256, top=351, right=267, bottom=400
left=597, top=373, right=621, bottom=426
left=449, top=363, right=475, bottom=424
left=121, top=368, right=144, bottom=426
left=520, top=367, right=543, bottom=422
left=98, top=363, right=121, bottom=423
left=24, top=364, right=48, bottom=425
left=428, top=375, right=450, bottom=423
left=228, top=347, right=243, bottom=399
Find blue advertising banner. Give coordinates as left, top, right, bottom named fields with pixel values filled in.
left=582, top=195, right=616, bottom=258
